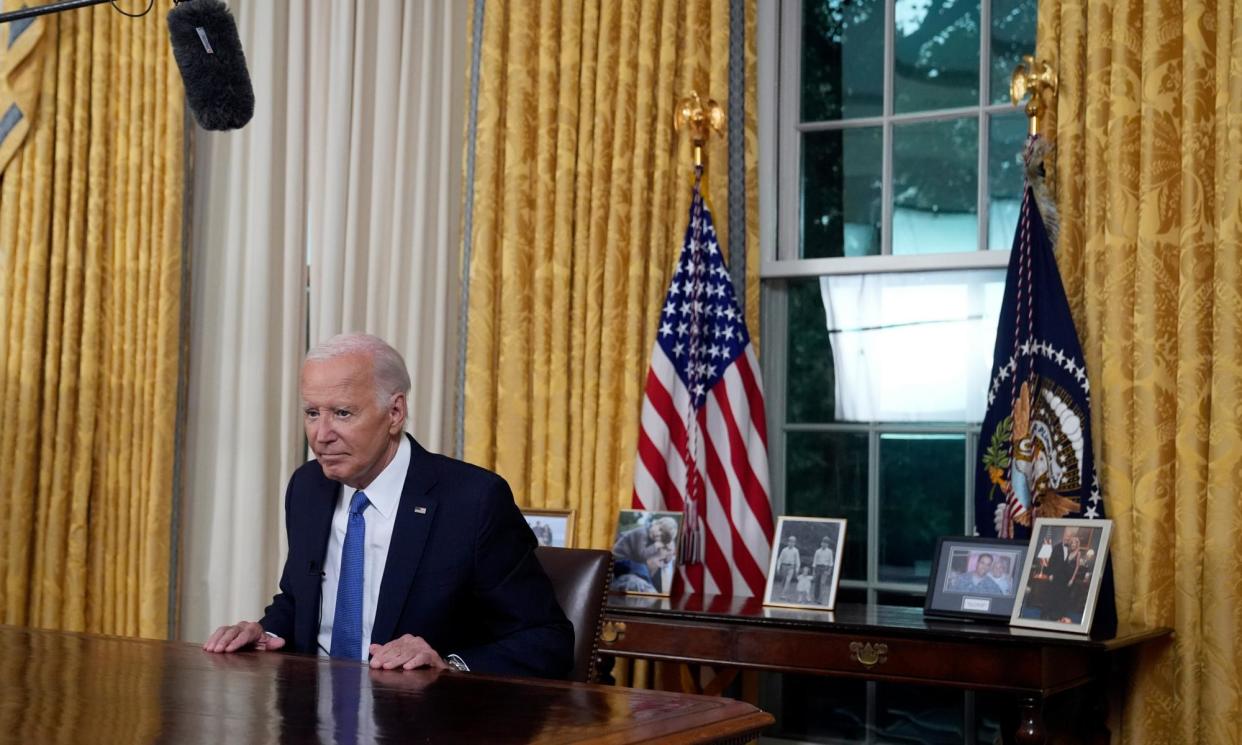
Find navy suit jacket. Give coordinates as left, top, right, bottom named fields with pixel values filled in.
left=259, top=435, right=574, bottom=679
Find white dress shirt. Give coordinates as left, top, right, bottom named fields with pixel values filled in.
left=317, top=437, right=410, bottom=659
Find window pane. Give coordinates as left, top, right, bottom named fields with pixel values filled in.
left=875, top=590, right=927, bottom=607
left=988, top=111, right=1028, bottom=250
left=801, top=0, right=885, bottom=121
left=991, top=0, right=1038, bottom=104
left=766, top=675, right=869, bottom=743
left=878, top=434, right=966, bottom=583
left=786, top=278, right=836, bottom=423
left=894, top=0, right=981, bottom=113
left=817, top=270, right=1005, bottom=423
left=784, top=431, right=868, bottom=582
left=876, top=683, right=969, bottom=743
left=892, top=117, right=979, bottom=255
left=801, top=127, right=883, bottom=258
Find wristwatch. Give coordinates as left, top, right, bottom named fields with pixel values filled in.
left=445, top=653, right=469, bottom=672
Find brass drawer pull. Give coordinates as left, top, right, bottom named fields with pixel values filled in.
left=601, top=621, right=626, bottom=644
left=849, top=641, right=888, bottom=668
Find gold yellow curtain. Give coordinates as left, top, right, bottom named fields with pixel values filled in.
left=463, top=0, right=759, bottom=555
left=1039, top=0, right=1242, bottom=741
left=0, top=4, right=184, bottom=639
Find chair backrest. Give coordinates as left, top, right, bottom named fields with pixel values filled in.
left=535, top=546, right=613, bottom=683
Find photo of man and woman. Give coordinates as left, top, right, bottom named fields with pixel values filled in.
left=610, top=510, right=683, bottom=596
left=763, top=517, right=847, bottom=611
left=1011, top=518, right=1113, bottom=633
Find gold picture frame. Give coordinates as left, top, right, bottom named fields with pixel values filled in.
left=609, top=509, right=685, bottom=597
left=521, top=508, right=576, bottom=549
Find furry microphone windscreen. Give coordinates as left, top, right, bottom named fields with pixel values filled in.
left=167, top=0, right=254, bottom=130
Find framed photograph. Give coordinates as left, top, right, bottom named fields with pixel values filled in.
left=1011, top=518, right=1113, bottom=634
left=522, top=508, right=576, bottom=548
left=923, top=537, right=1028, bottom=622
left=763, top=516, right=847, bottom=611
left=609, top=509, right=684, bottom=596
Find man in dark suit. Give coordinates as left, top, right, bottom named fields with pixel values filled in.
left=1042, top=527, right=1080, bottom=622
left=204, top=334, right=573, bottom=678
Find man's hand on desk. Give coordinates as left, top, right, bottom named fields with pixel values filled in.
left=202, top=621, right=286, bottom=653
left=368, top=634, right=449, bottom=671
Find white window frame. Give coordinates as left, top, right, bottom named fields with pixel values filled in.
left=761, top=0, right=1018, bottom=278
left=758, top=0, right=1031, bottom=603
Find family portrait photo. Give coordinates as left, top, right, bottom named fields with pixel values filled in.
left=521, top=508, right=575, bottom=548
left=763, top=516, right=847, bottom=611
left=924, top=537, right=1027, bottom=621
left=609, top=510, right=683, bottom=596
left=1011, top=518, right=1113, bottom=633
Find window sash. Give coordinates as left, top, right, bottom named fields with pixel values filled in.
left=766, top=0, right=1014, bottom=270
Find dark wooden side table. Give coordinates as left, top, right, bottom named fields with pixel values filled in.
left=601, top=591, right=1171, bottom=744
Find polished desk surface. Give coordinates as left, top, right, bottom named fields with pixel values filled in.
left=605, top=591, right=1169, bottom=651
left=0, top=624, right=772, bottom=744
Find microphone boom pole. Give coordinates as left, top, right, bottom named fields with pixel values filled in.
left=0, top=0, right=113, bottom=24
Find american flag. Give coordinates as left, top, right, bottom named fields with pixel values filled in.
left=632, top=176, right=775, bottom=598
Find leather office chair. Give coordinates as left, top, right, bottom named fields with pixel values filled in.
left=535, top=546, right=613, bottom=683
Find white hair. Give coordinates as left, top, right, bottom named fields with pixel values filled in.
left=304, top=333, right=411, bottom=411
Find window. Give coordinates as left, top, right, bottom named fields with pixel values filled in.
left=758, top=0, right=1037, bottom=740
left=761, top=0, right=1036, bottom=603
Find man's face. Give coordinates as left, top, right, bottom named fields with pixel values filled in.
left=991, top=559, right=1007, bottom=577
left=786, top=536, right=797, bottom=547
left=1061, top=529, right=1077, bottom=546
left=975, top=555, right=993, bottom=577
left=301, top=353, right=405, bottom=489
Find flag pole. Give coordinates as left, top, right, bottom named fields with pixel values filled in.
left=669, top=90, right=724, bottom=575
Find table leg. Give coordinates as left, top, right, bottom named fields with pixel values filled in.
left=1015, top=695, right=1046, bottom=745
left=678, top=664, right=739, bottom=696
left=1086, top=656, right=1112, bottom=744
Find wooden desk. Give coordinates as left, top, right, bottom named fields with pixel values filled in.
left=0, top=624, right=771, bottom=744
left=601, top=592, right=1171, bottom=744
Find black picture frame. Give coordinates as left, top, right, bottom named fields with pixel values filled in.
left=923, top=536, right=1028, bottom=623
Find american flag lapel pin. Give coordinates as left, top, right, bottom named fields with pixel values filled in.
left=414, top=506, right=427, bottom=514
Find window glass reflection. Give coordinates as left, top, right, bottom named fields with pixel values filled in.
left=801, top=0, right=885, bottom=121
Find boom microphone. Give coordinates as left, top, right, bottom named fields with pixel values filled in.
left=166, top=0, right=254, bottom=130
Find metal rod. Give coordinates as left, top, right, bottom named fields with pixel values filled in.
left=0, top=0, right=112, bottom=24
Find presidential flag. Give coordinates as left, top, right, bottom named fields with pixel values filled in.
left=632, top=175, right=775, bottom=598
left=974, top=136, right=1115, bottom=628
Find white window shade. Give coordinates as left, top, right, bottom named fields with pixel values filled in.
left=819, top=269, right=1005, bottom=422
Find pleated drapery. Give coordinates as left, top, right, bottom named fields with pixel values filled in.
left=462, top=0, right=759, bottom=552
left=182, top=0, right=466, bottom=643
left=0, top=4, right=184, bottom=638
left=305, top=0, right=465, bottom=453
left=1038, top=0, right=1242, bottom=740
left=182, top=1, right=314, bottom=645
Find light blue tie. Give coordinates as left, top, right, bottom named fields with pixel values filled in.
left=330, top=490, right=369, bottom=660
